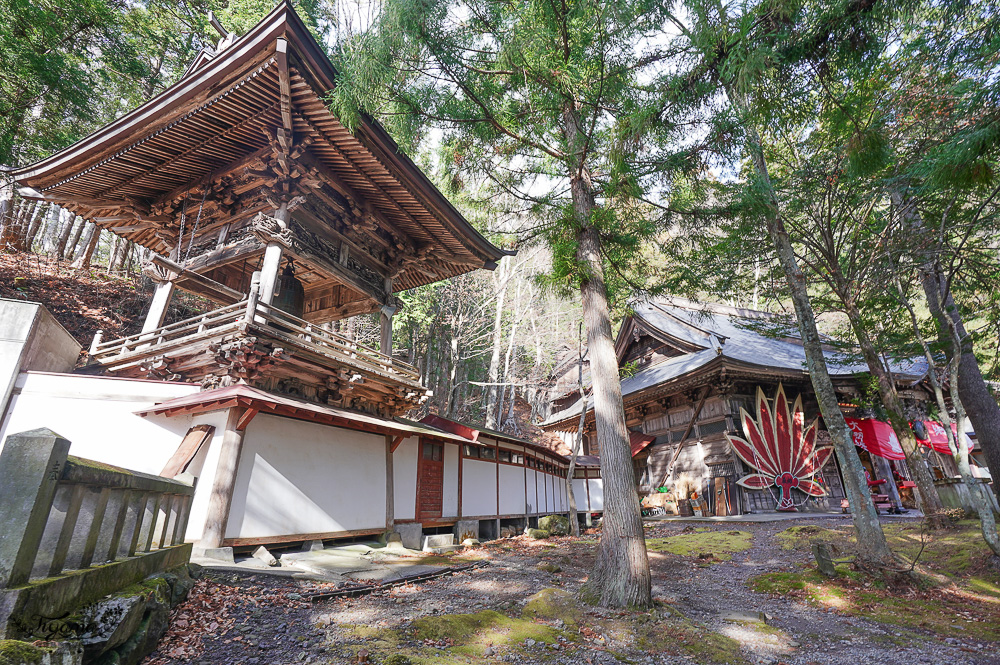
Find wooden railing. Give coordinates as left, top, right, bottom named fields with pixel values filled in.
left=254, top=302, right=421, bottom=384
left=89, top=290, right=420, bottom=384
left=0, top=430, right=195, bottom=592
left=89, top=301, right=246, bottom=359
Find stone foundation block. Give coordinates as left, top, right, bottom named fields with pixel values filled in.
left=393, top=524, right=422, bottom=551
left=453, top=520, right=479, bottom=543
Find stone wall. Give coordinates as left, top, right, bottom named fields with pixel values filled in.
left=0, top=564, right=200, bottom=665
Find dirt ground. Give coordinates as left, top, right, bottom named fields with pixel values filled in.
left=143, top=518, right=1000, bottom=665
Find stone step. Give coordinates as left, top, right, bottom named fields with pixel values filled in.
left=421, top=533, right=455, bottom=551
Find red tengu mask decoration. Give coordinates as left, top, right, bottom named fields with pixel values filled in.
left=726, top=384, right=833, bottom=511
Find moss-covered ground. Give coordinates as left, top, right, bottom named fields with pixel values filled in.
left=751, top=519, right=1000, bottom=641
left=646, top=528, right=753, bottom=562
left=331, top=588, right=748, bottom=664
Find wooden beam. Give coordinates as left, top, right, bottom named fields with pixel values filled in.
left=275, top=39, right=295, bottom=137
left=389, top=435, right=405, bottom=453
left=236, top=407, right=259, bottom=431
left=160, top=425, right=216, bottom=477
left=659, top=386, right=711, bottom=488
left=150, top=253, right=245, bottom=303
left=151, top=146, right=272, bottom=211
left=297, top=148, right=415, bottom=252
left=222, top=528, right=385, bottom=548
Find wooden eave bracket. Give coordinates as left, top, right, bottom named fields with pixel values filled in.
left=236, top=407, right=259, bottom=431
left=389, top=435, right=405, bottom=453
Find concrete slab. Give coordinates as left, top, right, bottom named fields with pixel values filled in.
left=422, top=534, right=455, bottom=551
left=192, top=546, right=235, bottom=564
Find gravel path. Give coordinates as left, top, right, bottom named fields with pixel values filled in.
left=144, top=519, right=1000, bottom=665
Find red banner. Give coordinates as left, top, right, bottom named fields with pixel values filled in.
left=844, top=418, right=906, bottom=460
left=913, top=420, right=975, bottom=455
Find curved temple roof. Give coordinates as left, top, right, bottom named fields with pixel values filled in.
left=14, top=1, right=507, bottom=294
left=543, top=297, right=929, bottom=429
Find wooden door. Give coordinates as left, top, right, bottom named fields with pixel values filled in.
left=416, top=438, right=444, bottom=520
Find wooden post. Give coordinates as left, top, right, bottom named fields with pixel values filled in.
left=258, top=202, right=288, bottom=308
left=142, top=280, right=176, bottom=334
left=0, top=429, right=71, bottom=588
left=385, top=434, right=394, bottom=531
left=244, top=272, right=261, bottom=325
left=200, top=407, right=248, bottom=548
left=380, top=310, right=393, bottom=357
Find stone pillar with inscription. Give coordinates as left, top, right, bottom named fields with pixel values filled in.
left=0, top=428, right=71, bottom=588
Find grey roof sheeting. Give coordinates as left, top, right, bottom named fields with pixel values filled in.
left=542, top=298, right=928, bottom=427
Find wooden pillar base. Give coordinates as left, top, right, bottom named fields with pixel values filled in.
left=200, top=408, right=248, bottom=548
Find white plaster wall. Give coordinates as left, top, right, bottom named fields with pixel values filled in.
left=526, top=469, right=538, bottom=514
left=553, top=475, right=565, bottom=512
left=588, top=479, right=604, bottom=511
left=393, top=437, right=418, bottom=521
left=227, top=415, right=386, bottom=539
left=462, top=459, right=497, bottom=517
left=442, top=443, right=459, bottom=518
left=0, top=372, right=197, bottom=473
left=572, top=479, right=589, bottom=511
left=499, top=464, right=525, bottom=515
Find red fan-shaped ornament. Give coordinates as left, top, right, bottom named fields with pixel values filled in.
left=726, top=384, right=834, bottom=511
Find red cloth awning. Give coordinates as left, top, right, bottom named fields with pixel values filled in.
left=845, top=418, right=906, bottom=460
left=630, top=432, right=655, bottom=457
left=913, top=420, right=974, bottom=455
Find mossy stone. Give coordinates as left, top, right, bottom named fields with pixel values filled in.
left=0, top=640, right=54, bottom=665
left=525, top=528, right=550, bottom=540
left=538, top=515, right=570, bottom=536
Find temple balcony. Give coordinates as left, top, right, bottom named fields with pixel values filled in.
left=88, top=289, right=425, bottom=418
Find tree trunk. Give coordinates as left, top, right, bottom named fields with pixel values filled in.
left=64, top=216, right=85, bottom=260
left=72, top=227, right=101, bottom=270
left=921, top=264, right=1000, bottom=503
left=23, top=202, right=48, bottom=251
left=111, top=238, right=131, bottom=272
left=54, top=208, right=75, bottom=258
left=838, top=290, right=943, bottom=517
left=0, top=187, right=11, bottom=240
left=485, top=259, right=510, bottom=427
left=889, top=256, right=1000, bottom=556
left=575, top=221, right=651, bottom=607
left=498, top=300, right=521, bottom=429
left=896, top=184, right=1000, bottom=502
left=566, top=328, right=587, bottom=538
left=38, top=205, right=61, bottom=252
left=562, top=102, right=650, bottom=608
left=737, top=115, right=894, bottom=568
left=1, top=199, right=38, bottom=251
